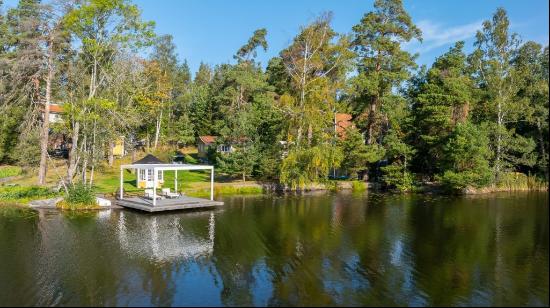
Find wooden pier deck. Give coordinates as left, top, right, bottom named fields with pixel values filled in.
left=116, top=196, right=223, bottom=212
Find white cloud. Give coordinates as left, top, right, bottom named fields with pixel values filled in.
left=405, top=19, right=483, bottom=53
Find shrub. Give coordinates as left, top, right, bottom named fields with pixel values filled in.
left=351, top=180, right=367, bottom=192
left=0, top=166, right=22, bottom=179
left=381, top=164, right=414, bottom=192
left=64, top=183, right=96, bottom=207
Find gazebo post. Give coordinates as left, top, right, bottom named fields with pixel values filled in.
left=210, top=167, right=214, bottom=201
left=153, top=168, right=157, bottom=206
left=175, top=169, right=178, bottom=193
left=120, top=167, right=124, bottom=200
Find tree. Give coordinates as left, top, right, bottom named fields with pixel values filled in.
left=38, top=1, right=73, bottom=185
left=234, top=28, right=267, bottom=63
left=513, top=42, right=549, bottom=180
left=190, top=62, right=215, bottom=135
left=410, top=41, right=475, bottom=177
left=0, top=0, right=43, bottom=165
left=280, top=12, right=352, bottom=147
left=438, top=122, right=492, bottom=191
left=351, top=0, right=422, bottom=145
left=135, top=60, right=171, bottom=149
left=63, top=0, right=155, bottom=185
left=216, top=143, right=258, bottom=182
left=473, top=7, right=535, bottom=180
left=338, top=127, right=385, bottom=179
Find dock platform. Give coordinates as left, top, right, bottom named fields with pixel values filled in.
left=116, top=196, right=223, bottom=212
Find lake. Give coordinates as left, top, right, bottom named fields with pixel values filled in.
left=0, top=192, right=548, bottom=306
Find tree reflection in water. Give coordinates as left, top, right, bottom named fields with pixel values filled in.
left=0, top=192, right=547, bottom=306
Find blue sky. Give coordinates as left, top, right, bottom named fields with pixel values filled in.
left=4, top=0, right=549, bottom=74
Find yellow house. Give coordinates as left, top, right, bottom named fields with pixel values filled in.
left=133, top=154, right=165, bottom=189
left=113, top=137, right=125, bottom=157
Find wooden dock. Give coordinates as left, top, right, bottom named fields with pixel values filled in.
left=116, top=196, right=223, bottom=212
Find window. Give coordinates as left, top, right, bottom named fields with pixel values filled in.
left=218, top=145, right=231, bottom=153
left=147, top=169, right=153, bottom=181
left=139, top=169, right=146, bottom=181
left=158, top=170, right=163, bottom=180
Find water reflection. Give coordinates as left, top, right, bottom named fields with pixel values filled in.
left=0, top=192, right=547, bottom=306
left=116, top=211, right=215, bottom=262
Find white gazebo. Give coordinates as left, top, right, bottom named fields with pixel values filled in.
left=118, top=154, right=219, bottom=211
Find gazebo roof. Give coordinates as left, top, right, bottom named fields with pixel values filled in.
left=132, top=154, right=165, bottom=165
left=123, top=154, right=212, bottom=171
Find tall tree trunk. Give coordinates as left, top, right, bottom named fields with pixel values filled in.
left=38, top=43, right=54, bottom=185
left=307, top=124, right=313, bottom=146
left=66, top=121, right=80, bottom=184
left=82, top=135, right=87, bottom=185
left=365, top=51, right=382, bottom=145
left=365, top=97, right=378, bottom=145
left=89, top=165, right=94, bottom=187
left=495, top=96, right=503, bottom=182
left=296, top=43, right=308, bottom=146
left=154, top=110, right=162, bottom=149
left=108, top=141, right=114, bottom=166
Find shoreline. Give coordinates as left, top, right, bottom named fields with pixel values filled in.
left=0, top=180, right=547, bottom=208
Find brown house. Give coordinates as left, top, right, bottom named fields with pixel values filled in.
left=197, top=136, right=234, bottom=158
left=335, top=113, right=353, bottom=138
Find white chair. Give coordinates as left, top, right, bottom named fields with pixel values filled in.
left=161, top=188, right=181, bottom=199
left=144, top=189, right=164, bottom=200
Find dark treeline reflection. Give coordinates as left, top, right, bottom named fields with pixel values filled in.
left=0, top=192, right=548, bottom=306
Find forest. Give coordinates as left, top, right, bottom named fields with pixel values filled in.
left=0, top=0, right=548, bottom=193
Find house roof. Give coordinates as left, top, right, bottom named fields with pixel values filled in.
left=132, top=154, right=165, bottom=165
left=199, top=135, right=217, bottom=144
left=49, top=104, right=63, bottom=113
left=40, top=104, right=63, bottom=114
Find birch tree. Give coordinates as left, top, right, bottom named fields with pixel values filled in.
left=63, top=0, right=154, bottom=185
left=474, top=8, right=535, bottom=180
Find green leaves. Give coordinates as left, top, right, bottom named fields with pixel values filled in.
left=235, top=28, right=268, bottom=62
left=339, top=127, right=385, bottom=178
left=280, top=144, right=343, bottom=189
left=437, top=122, right=492, bottom=191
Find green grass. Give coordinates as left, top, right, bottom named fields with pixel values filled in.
left=495, top=172, right=548, bottom=191
left=0, top=185, right=58, bottom=202
left=0, top=166, right=22, bottom=179
left=187, top=185, right=263, bottom=198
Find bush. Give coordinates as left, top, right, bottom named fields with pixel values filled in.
left=381, top=164, right=414, bottom=192
left=0, top=186, right=57, bottom=201
left=64, top=183, right=96, bottom=207
left=437, top=170, right=490, bottom=193
left=351, top=180, right=367, bottom=192
left=0, top=166, right=22, bottom=179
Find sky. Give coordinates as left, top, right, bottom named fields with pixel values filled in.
left=4, top=0, right=549, bottom=74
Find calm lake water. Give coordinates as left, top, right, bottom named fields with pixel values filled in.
left=0, top=192, right=548, bottom=307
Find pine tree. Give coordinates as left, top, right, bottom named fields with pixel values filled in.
left=351, top=0, right=421, bottom=145
left=410, top=41, right=474, bottom=177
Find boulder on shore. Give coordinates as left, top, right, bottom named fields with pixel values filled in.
left=29, top=197, right=63, bottom=209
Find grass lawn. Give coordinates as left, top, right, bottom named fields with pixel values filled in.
left=2, top=150, right=263, bottom=202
